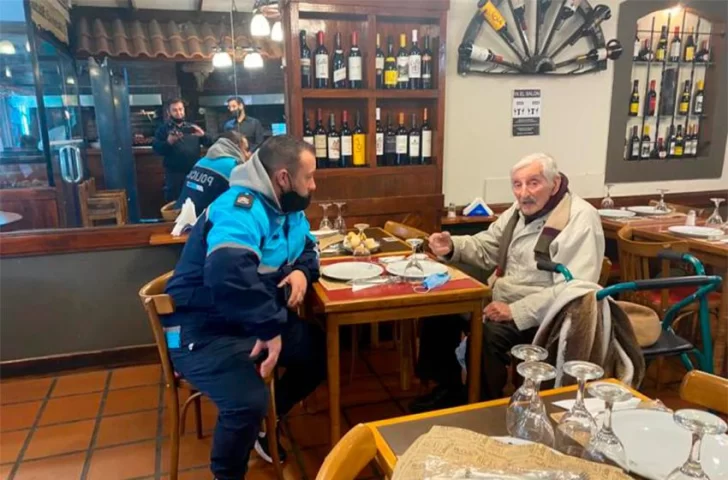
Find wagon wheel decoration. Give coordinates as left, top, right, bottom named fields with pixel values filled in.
left=458, top=0, right=623, bottom=75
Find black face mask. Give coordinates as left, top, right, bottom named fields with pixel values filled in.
left=279, top=172, right=311, bottom=212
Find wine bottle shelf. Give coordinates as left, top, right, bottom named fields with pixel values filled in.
left=301, top=89, right=438, bottom=100
left=315, top=164, right=437, bottom=177
left=632, top=60, right=714, bottom=67
left=628, top=114, right=707, bottom=119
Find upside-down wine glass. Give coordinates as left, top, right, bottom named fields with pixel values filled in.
left=506, top=345, right=549, bottom=436
left=601, top=184, right=615, bottom=209
left=319, top=203, right=333, bottom=231
left=705, top=198, right=725, bottom=227
left=655, top=189, right=670, bottom=213
left=666, top=409, right=728, bottom=480
left=582, top=382, right=633, bottom=471
left=333, top=201, right=347, bottom=234
left=555, top=361, right=605, bottom=457
left=509, top=361, right=557, bottom=447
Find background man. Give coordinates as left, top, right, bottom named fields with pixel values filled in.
left=224, top=96, right=265, bottom=152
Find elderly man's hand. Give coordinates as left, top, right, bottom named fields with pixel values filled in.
left=279, top=270, right=308, bottom=308
left=428, top=232, right=453, bottom=257
left=484, top=301, right=513, bottom=322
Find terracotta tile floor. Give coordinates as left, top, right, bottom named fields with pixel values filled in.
left=0, top=344, right=699, bottom=480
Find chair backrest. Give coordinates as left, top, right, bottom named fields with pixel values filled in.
left=598, top=257, right=612, bottom=287
left=138, top=271, right=177, bottom=388
left=679, top=370, right=728, bottom=414
left=315, top=424, right=377, bottom=480
left=616, top=226, right=690, bottom=313
left=648, top=200, right=705, bottom=217
left=383, top=220, right=429, bottom=240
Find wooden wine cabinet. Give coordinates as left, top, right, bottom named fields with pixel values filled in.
left=281, top=0, right=449, bottom=232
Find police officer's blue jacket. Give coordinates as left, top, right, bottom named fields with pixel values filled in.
left=174, top=138, right=245, bottom=212
left=164, top=151, right=319, bottom=342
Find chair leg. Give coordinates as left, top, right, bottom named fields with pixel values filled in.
left=349, top=326, right=358, bottom=385
left=180, top=391, right=203, bottom=436
left=370, top=322, right=380, bottom=348
left=399, top=320, right=414, bottom=391
left=193, top=394, right=203, bottom=439
left=265, top=380, right=284, bottom=480
left=167, top=388, right=181, bottom=480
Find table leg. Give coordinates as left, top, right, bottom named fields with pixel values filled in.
left=399, top=320, right=413, bottom=391
left=716, top=272, right=728, bottom=376
left=468, top=304, right=483, bottom=403
left=370, top=323, right=380, bottom=348
left=327, top=317, right=341, bottom=447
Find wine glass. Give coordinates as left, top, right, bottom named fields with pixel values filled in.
left=508, top=361, right=557, bottom=447
left=555, top=361, right=605, bottom=457
left=506, top=345, right=549, bottom=435
left=655, top=189, right=670, bottom=213
left=601, top=184, right=615, bottom=209
left=705, top=198, right=725, bottom=226
left=319, top=203, right=333, bottom=231
left=582, top=382, right=633, bottom=471
left=404, top=238, right=425, bottom=276
left=666, top=409, right=727, bottom=480
left=333, top=201, right=346, bottom=234
left=352, top=223, right=371, bottom=258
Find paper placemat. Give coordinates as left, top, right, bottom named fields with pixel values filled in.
left=319, top=264, right=468, bottom=292
left=610, top=212, right=686, bottom=224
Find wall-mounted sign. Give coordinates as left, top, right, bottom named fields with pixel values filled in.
left=512, top=89, right=541, bottom=136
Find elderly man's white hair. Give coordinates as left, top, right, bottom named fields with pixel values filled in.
left=510, top=152, right=559, bottom=185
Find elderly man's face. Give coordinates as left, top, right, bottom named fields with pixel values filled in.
left=511, top=162, right=560, bottom=216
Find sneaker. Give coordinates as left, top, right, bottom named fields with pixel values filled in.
left=254, top=430, right=287, bottom=464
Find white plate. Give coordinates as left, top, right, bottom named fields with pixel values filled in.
left=385, top=260, right=448, bottom=279
left=491, top=436, right=534, bottom=446
left=598, top=209, right=636, bottom=219
left=627, top=206, right=671, bottom=216
left=310, top=229, right=339, bottom=238
left=321, top=262, right=384, bottom=282
left=667, top=225, right=724, bottom=238
left=611, top=409, right=728, bottom=480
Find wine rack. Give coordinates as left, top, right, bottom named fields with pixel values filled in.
left=605, top=1, right=727, bottom=184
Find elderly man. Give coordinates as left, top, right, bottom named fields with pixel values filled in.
left=410, top=153, right=605, bottom=413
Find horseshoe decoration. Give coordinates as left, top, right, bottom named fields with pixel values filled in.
left=458, top=0, right=623, bottom=76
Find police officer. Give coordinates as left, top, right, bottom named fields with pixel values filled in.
left=175, top=131, right=251, bottom=213
left=163, top=135, right=325, bottom=479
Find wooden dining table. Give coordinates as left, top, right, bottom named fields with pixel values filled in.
left=311, top=229, right=491, bottom=446
left=365, top=379, right=649, bottom=478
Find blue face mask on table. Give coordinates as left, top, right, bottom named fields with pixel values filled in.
left=414, top=272, right=451, bottom=293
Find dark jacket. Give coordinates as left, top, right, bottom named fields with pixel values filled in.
left=223, top=115, right=265, bottom=152
left=152, top=120, right=212, bottom=174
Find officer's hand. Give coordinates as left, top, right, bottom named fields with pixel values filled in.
left=278, top=270, right=308, bottom=308
left=428, top=231, right=453, bottom=257
left=251, top=335, right=282, bottom=378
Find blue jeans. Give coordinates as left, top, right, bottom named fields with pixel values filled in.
left=169, top=314, right=326, bottom=479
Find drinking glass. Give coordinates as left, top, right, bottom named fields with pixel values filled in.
left=582, top=382, right=633, bottom=471
left=666, top=409, right=728, bottom=480
left=508, top=361, right=557, bottom=446
left=705, top=198, right=725, bottom=226
left=333, top=201, right=346, bottom=234
left=555, top=361, right=604, bottom=457
left=319, top=203, right=333, bottom=231
left=601, top=184, right=615, bottom=209
left=506, top=345, right=549, bottom=435
left=352, top=223, right=370, bottom=258
left=655, top=189, right=670, bottom=213
left=404, top=238, right=425, bottom=276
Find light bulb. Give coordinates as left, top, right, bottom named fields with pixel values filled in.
left=212, top=51, right=233, bottom=68
left=271, top=21, right=283, bottom=42
left=66, top=77, right=76, bottom=85
left=25, top=41, right=30, bottom=52
left=0, top=40, right=16, bottom=55
left=4, top=66, right=11, bottom=78
left=244, top=51, right=264, bottom=69
left=251, top=13, right=270, bottom=37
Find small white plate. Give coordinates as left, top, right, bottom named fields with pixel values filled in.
left=310, top=229, right=339, bottom=238
left=598, top=209, right=636, bottom=219
left=667, top=225, right=724, bottom=238
left=321, top=262, right=384, bottom=282
left=627, top=206, right=671, bottom=216
left=385, top=260, right=448, bottom=279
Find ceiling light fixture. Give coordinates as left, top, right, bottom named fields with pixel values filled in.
left=4, top=66, right=11, bottom=78
left=25, top=41, right=30, bottom=52
left=212, top=47, right=233, bottom=68
left=0, top=40, right=16, bottom=55
left=244, top=51, right=264, bottom=69
left=251, top=11, right=270, bottom=37
left=271, top=21, right=283, bottom=42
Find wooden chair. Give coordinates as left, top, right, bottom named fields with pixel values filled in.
left=78, top=177, right=128, bottom=227
left=598, top=257, right=612, bottom=287
left=161, top=200, right=181, bottom=222
left=315, top=424, right=377, bottom=480
left=679, top=370, right=728, bottom=414
left=139, top=272, right=283, bottom=480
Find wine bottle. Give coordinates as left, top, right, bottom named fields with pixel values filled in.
left=300, top=30, right=312, bottom=88
left=395, top=112, right=408, bottom=165
left=352, top=110, right=366, bottom=167
left=556, top=0, right=580, bottom=30
left=512, top=0, right=527, bottom=32
left=408, top=113, right=420, bottom=165
left=375, top=33, right=385, bottom=89
left=683, top=125, right=693, bottom=157
left=633, top=34, right=640, bottom=61
left=656, top=138, right=667, bottom=159
left=348, top=31, right=362, bottom=89
left=691, top=125, right=699, bottom=156
left=314, top=108, right=327, bottom=168
left=693, top=80, right=704, bottom=114
left=678, top=80, right=691, bottom=115
left=640, top=125, right=651, bottom=159
left=340, top=110, right=352, bottom=167
left=384, top=36, right=397, bottom=90
left=695, top=40, right=710, bottom=62
left=408, top=29, right=422, bottom=90
left=422, top=35, right=433, bottom=89
left=639, top=39, right=654, bottom=61
left=384, top=113, right=396, bottom=166
left=669, top=27, right=681, bottom=62
left=655, top=26, right=667, bottom=61
left=645, top=79, right=657, bottom=116
left=674, top=125, right=684, bottom=157
left=396, top=33, right=409, bottom=90
left=629, top=79, right=639, bottom=116
left=666, top=125, right=676, bottom=158
left=683, top=28, right=695, bottom=62
left=303, top=113, right=314, bottom=146
left=628, top=125, right=640, bottom=160
left=332, top=32, right=346, bottom=89
left=314, top=31, right=329, bottom=88
left=327, top=113, right=341, bottom=167
left=421, top=108, right=432, bottom=165
left=375, top=108, right=384, bottom=166
left=479, top=0, right=516, bottom=45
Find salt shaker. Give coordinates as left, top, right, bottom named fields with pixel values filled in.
left=447, top=202, right=457, bottom=219
left=685, top=210, right=697, bottom=226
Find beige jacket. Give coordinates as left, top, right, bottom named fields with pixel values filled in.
left=449, top=196, right=605, bottom=331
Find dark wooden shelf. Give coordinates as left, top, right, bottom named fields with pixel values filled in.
left=315, top=164, right=436, bottom=177
left=632, top=60, right=714, bottom=67
left=375, top=90, right=438, bottom=99
left=301, top=89, right=439, bottom=100
left=441, top=215, right=497, bottom=226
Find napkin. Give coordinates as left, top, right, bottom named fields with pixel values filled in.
left=463, top=197, right=494, bottom=217
left=351, top=277, right=391, bottom=292
left=171, top=198, right=197, bottom=236
left=552, top=397, right=641, bottom=417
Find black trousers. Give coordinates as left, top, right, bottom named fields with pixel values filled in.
left=416, top=315, right=538, bottom=401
